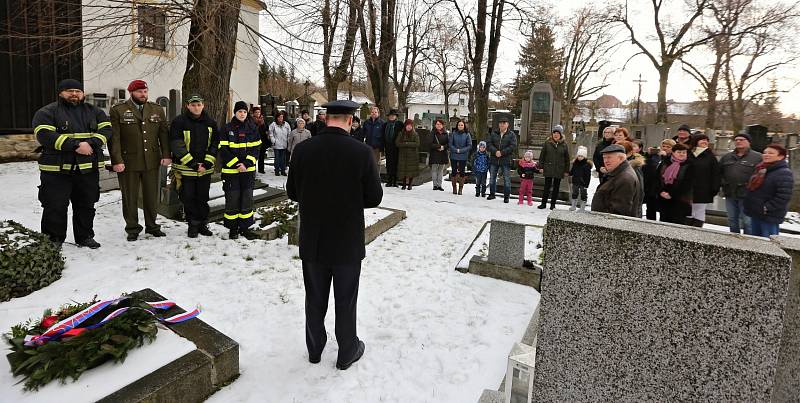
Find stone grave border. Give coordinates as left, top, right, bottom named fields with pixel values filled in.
left=255, top=206, right=407, bottom=244
left=456, top=220, right=542, bottom=290
left=98, top=288, right=239, bottom=403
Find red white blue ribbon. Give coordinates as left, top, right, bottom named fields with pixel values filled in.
left=23, top=298, right=200, bottom=346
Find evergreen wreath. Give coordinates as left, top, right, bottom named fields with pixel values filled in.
left=4, top=296, right=161, bottom=391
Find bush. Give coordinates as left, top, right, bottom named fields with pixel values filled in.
left=0, top=220, right=65, bottom=302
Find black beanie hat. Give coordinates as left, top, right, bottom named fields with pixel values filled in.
left=57, top=79, right=83, bottom=92
left=234, top=101, right=248, bottom=113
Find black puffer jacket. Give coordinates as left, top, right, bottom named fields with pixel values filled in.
left=744, top=160, right=794, bottom=224
left=429, top=129, right=450, bottom=165
left=569, top=158, right=593, bottom=188
left=219, top=117, right=260, bottom=175
left=689, top=148, right=720, bottom=203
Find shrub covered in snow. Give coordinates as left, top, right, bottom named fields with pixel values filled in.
left=0, top=220, right=64, bottom=302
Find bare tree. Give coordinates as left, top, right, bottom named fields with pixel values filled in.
left=681, top=0, right=798, bottom=130
left=614, top=0, right=717, bottom=123
left=391, top=0, right=432, bottom=115
left=426, top=16, right=469, bottom=120
left=321, top=0, right=359, bottom=101
left=559, top=7, right=620, bottom=126
left=357, top=0, right=397, bottom=114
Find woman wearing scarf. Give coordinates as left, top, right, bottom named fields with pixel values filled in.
left=657, top=143, right=693, bottom=224
left=429, top=119, right=450, bottom=191
left=686, top=134, right=720, bottom=227
left=744, top=144, right=794, bottom=237
left=395, top=119, right=420, bottom=190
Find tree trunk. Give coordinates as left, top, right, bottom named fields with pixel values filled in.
left=705, top=86, right=718, bottom=130
left=656, top=64, right=671, bottom=124
left=182, top=0, right=242, bottom=125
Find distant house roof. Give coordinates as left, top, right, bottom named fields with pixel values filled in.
left=407, top=92, right=469, bottom=105
left=310, top=90, right=374, bottom=107
left=573, top=106, right=630, bottom=122
left=644, top=101, right=703, bottom=116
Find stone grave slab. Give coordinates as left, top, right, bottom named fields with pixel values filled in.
left=285, top=207, right=406, bottom=245
left=98, top=288, right=240, bottom=402
left=487, top=220, right=525, bottom=267
left=535, top=211, right=798, bottom=401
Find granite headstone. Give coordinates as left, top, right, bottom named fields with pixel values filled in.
left=487, top=220, right=525, bottom=268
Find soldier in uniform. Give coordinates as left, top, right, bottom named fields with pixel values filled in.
left=32, top=79, right=112, bottom=248
left=169, top=95, right=219, bottom=238
left=287, top=100, right=383, bottom=370
left=109, top=80, right=172, bottom=241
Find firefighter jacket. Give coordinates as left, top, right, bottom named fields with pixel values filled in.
left=219, top=117, right=261, bottom=175
left=109, top=99, right=170, bottom=170
left=32, top=97, right=112, bottom=173
left=169, top=110, right=219, bottom=177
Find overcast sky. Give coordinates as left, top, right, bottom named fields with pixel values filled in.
left=260, top=0, right=800, bottom=116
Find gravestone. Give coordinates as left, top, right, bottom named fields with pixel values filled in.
left=534, top=211, right=799, bottom=402
left=520, top=82, right=557, bottom=159
left=487, top=220, right=525, bottom=268
left=787, top=133, right=798, bottom=149
left=748, top=124, right=769, bottom=152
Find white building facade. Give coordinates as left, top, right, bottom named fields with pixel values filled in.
left=81, top=0, right=263, bottom=115
left=406, top=92, right=470, bottom=120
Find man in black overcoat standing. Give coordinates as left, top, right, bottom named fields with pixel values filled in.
left=287, top=100, right=383, bottom=370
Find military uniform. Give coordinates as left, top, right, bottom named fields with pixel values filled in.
left=110, top=99, right=170, bottom=237
left=169, top=110, right=219, bottom=236
left=219, top=115, right=260, bottom=236
left=287, top=100, right=383, bottom=369
left=32, top=95, right=111, bottom=246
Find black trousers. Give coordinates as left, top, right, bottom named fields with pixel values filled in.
left=541, top=177, right=562, bottom=206
left=38, top=170, right=99, bottom=243
left=302, top=260, right=361, bottom=362
left=179, top=175, right=211, bottom=227
left=258, top=144, right=268, bottom=173
left=385, top=146, right=399, bottom=181
left=222, top=172, right=255, bottom=230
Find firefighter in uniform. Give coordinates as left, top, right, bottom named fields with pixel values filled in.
left=32, top=79, right=111, bottom=248
left=219, top=101, right=261, bottom=240
left=109, top=80, right=172, bottom=241
left=287, top=100, right=383, bottom=370
left=169, top=95, right=219, bottom=238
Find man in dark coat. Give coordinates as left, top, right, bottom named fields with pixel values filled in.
left=486, top=116, right=518, bottom=203
left=363, top=106, right=385, bottom=173
left=673, top=124, right=693, bottom=146
left=287, top=100, right=383, bottom=370
left=383, top=109, right=403, bottom=187
left=110, top=80, right=172, bottom=241
left=720, top=132, right=762, bottom=234
left=591, top=144, right=640, bottom=217
left=309, top=110, right=327, bottom=136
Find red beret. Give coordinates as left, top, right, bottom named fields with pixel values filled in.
left=127, top=80, right=148, bottom=92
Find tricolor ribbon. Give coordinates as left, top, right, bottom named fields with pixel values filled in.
left=23, top=298, right=200, bottom=346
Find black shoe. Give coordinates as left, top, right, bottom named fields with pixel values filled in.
left=550, top=204, right=556, bottom=210
left=309, top=354, right=321, bottom=364
left=475, top=193, right=480, bottom=197
left=486, top=194, right=496, bottom=200
left=336, top=341, right=365, bottom=370
left=188, top=227, right=199, bottom=238
left=406, top=185, right=412, bottom=190
left=503, top=196, right=509, bottom=203
left=258, top=169, right=265, bottom=174
left=127, top=233, right=138, bottom=242
left=146, top=229, right=166, bottom=237
left=198, top=226, right=213, bottom=236
left=241, top=228, right=258, bottom=240
left=77, top=238, right=101, bottom=249
left=401, top=184, right=406, bottom=190
left=537, top=204, right=547, bottom=209
left=438, top=186, right=445, bottom=191
left=229, top=229, right=239, bottom=240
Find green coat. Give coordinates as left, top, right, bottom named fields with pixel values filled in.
left=539, top=138, right=570, bottom=178
left=395, top=130, right=420, bottom=177
left=110, top=100, right=170, bottom=171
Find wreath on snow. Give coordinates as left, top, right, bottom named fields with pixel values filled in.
left=4, top=295, right=199, bottom=391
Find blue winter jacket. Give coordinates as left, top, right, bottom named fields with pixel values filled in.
left=363, top=117, right=385, bottom=149
left=744, top=159, right=794, bottom=224
left=449, top=130, right=472, bottom=161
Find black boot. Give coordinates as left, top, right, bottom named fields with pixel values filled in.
left=188, top=225, right=199, bottom=238
left=538, top=189, right=550, bottom=209
left=503, top=195, right=510, bottom=203
left=229, top=228, right=239, bottom=240
left=77, top=238, right=101, bottom=249
left=198, top=225, right=213, bottom=236
left=487, top=193, right=496, bottom=200
left=241, top=228, right=258, bottom=240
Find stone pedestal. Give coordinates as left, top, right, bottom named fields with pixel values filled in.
left=487, top=220, right=525, bottom=267
left=533, top=211, right=799, bottom=402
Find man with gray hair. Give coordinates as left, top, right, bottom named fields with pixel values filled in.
left=590, top=144, right=640, bottom=217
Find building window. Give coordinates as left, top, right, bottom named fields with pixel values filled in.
left=459, top=99, right=465, bottom=106
left=137, top=6, right=166, bottom=51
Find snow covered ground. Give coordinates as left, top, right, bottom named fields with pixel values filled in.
left=0, top=162, right=545, bottom=403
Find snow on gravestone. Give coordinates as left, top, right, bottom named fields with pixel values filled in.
left=487, top=220, right=525, bottom=268
left=534, top=211, right=799, bottom=401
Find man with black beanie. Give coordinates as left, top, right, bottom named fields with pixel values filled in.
left=32, top=79, right=112, bottom=248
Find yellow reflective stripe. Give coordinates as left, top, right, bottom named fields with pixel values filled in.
left=246, top=155, right=257, bottom=164
left=249, top=140, right=262, bottom=147
left=240, top=211, right=254, bottom=219
left=183, top=130, right=191, bottom=149
left=54, top=134, right=70, bottom=150
left=224, top=213, right=239, bottom=220
left=97, top=121, right=111, bottom=130
left=226, top=157, right=239, bottom=167
left=205, top=154, right=216, bottom=164
left=226, top=140, right=262, bottom=149
left=207, top=127, right=212, bottom=148
left=92, top=134, right=107, bottom=144
left=68, top=163, right=95, bottom=170
left=180, top=154, right=193, bottom=164
left=38, top=164, right=61, bottom=172
left=219, top=140, right=230, bottom=146
left=221, top=166, right=255, bottom=174
left=34, top=125, right=57, bottom=135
